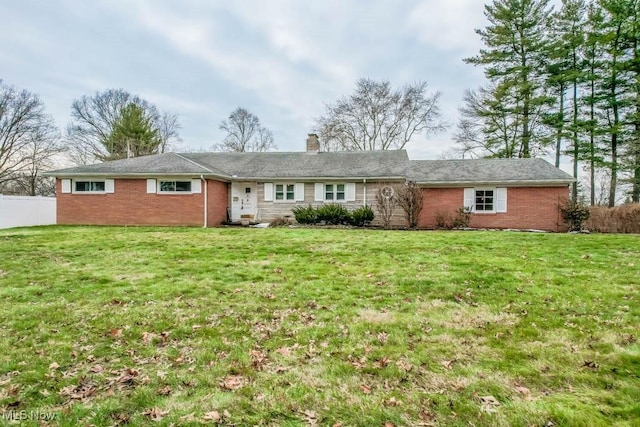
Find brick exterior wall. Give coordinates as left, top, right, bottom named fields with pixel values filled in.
left=206, top=180, right=229, bottom=226
left=418, top=186, right=570, bottom=231
left=56, top=179, right=228, bottom=227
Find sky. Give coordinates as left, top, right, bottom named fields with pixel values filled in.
left=2, top=0, right=555, bottom=161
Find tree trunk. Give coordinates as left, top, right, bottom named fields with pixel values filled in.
left=556, top=85, right=565, bottom=168
left=590, top=67, right=596, bottom=206
left=573, top=79, right=579, bottom=201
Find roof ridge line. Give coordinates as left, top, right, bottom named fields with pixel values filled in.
left=171, top=152, right=229, bottom=177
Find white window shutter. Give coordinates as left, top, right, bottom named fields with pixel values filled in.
left=345, top=183, right=356, bottom=201
left=315, top=183, right=324, bottom=201
left=295, top=183, right=305, bottom=201
left=264, top=183, right=274, bottom=201
left=61, top=179, right=71, bottom=194
left=147, top=179, right=157, bottom=194
left=463, top=188, right=475, bottom=211
left=496, top=187, right=507, bottom=213
left=191, top=179, right=202, bottom=194
left=105, top=179, right=115, bottom=193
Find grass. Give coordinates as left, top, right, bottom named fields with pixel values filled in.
left=0, top=226, right=638, bottom=426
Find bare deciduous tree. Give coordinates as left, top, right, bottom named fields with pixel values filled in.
left=374, top=185, right=398, bottom=229
left=0, top=80, right=59, bottom=192
left=214, top=107, right=276, bottom=152
left=9, top=137, right=62, bottom=196
left=66, top=89, right=181, bottom=164
left=315, top=78, right=446, bottom=151
left=396, top=182, right=424, bottom=229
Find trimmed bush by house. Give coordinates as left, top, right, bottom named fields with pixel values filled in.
left=292, top=204, right=375, bottom=227
left=350, top=205, right=375, bottom=226
left=316, top=203, right=352, bottom=225
left=292, top=205, right=319, bottom=225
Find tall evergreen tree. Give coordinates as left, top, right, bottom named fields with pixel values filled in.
left=465, top=0, right=554, bottom=158
left=105, top=104, right=160, bottom=159
left=581, top=1, right=607, bottom=205
left=621, top=0, right=640, bottom=201
left=548, top=0, right=588, bottom=199
left=454, top=84, right=522, bottom=158
left=597, top=0, right=634, bottom=206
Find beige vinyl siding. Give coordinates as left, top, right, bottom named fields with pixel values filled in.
left=256, top=182, right=405, bottom=226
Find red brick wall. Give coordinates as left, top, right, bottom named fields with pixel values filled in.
left=206, top=180, right=228, bottom=226
left=419, top=186, right=570, bottom=231
left=57, top=179, right=229, bottom=227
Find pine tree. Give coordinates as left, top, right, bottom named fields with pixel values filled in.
left=581, top=1, right=607, bottom=205
left=454, top=84, right=522, bottom=158
left=597, top=0, right=635, bottom=206
left=465, top=0, right=554, bottom=157
left=106, top=103, right=160, bottom=160
left=621, top=0, right=640, bottom=201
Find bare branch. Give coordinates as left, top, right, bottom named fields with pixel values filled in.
left=315, top=78, right=446, bottom=151
left=214, top=107, right=276, bottom=152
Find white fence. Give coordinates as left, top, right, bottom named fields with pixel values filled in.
left=0, top=195, right=56, bottom=229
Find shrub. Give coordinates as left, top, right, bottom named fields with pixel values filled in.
left=351, top=205, right=375, bottom=226
left=435, top=210, right=452, bottom=229
left=316, top=203, right=352, bottom=225
left=375, top=185, right=398, bottom=229
left=292, top=205, right=318, bottom=225
left=396, top=182, right=424, bottom=228
left=452, top=207, right=472, bottom=228
left=584, top=203, right=640, bottom=233
left=559, top=199, right=590, bottom=232
left=435, top=208, right=471, bottom=229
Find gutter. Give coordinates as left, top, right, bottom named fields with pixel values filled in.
left=363, top=178, right=367, bottom=205
left=413, top=179, right=576, bottom=187
left=201, top=175, right=208, bottom=228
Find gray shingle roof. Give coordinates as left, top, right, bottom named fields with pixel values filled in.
left=46, top=150, right=574, bottom=186
left=179, top=150, right=409, bottom=179
left=409, top=158, right=575, bottom=185
left=45, top=153, right=229, bottom=177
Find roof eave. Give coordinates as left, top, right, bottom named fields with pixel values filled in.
left=231, top=176, right=408, bottom=181
left=44, top=172, right=232, bottom=181
left=414, top=179, right=575, bottom=187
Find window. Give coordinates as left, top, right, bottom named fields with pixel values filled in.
left=464, top=187, right=507, bottom=213
left=325, top=184, right=345, bottom=201
left=159, top=180, right=192, bottom=192
left=74, top=181, right=105, bottom=192
left=475, top=189, right=494, bottom=211
left=275, top=183, right=295, bottom=201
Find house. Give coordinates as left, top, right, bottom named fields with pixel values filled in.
left=46, top=134, right=575, bottom=231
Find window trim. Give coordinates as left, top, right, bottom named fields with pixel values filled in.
left=274, top=182, right=297, bottom=202
left=464, top=187, right=507, bottom=214
left=158, top=179, right=193, bottom=194
left=71, top=179, right=113, bottom=194
left=325, top=183, right=346, bottom=201
left=474, top=188, right=495, bottom=212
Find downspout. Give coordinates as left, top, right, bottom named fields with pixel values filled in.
left=363, top=179, right=367, bottom=205
left=201, top=175, right=208, bottom=228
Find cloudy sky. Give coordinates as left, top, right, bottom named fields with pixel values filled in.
left=3, top=1, right=524, bottom=160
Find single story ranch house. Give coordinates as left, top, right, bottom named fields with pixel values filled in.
left=46, top=135, right=575, bottom=231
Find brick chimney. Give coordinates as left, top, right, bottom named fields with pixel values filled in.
left=306, top=133, right=320, bottom=153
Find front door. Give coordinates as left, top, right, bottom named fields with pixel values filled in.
left=230, top=182, right=257, bottom=222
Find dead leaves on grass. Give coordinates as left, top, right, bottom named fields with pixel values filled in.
left=142, top=407, right=169, bottom=422
left=479, top=394, right=501, bottom=413
left=219, top=374, right=246, bottom=391
left=58, top=367, right=146, bottom=403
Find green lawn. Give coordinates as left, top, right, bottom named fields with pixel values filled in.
left=0, top=227, right=638, bottom=426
